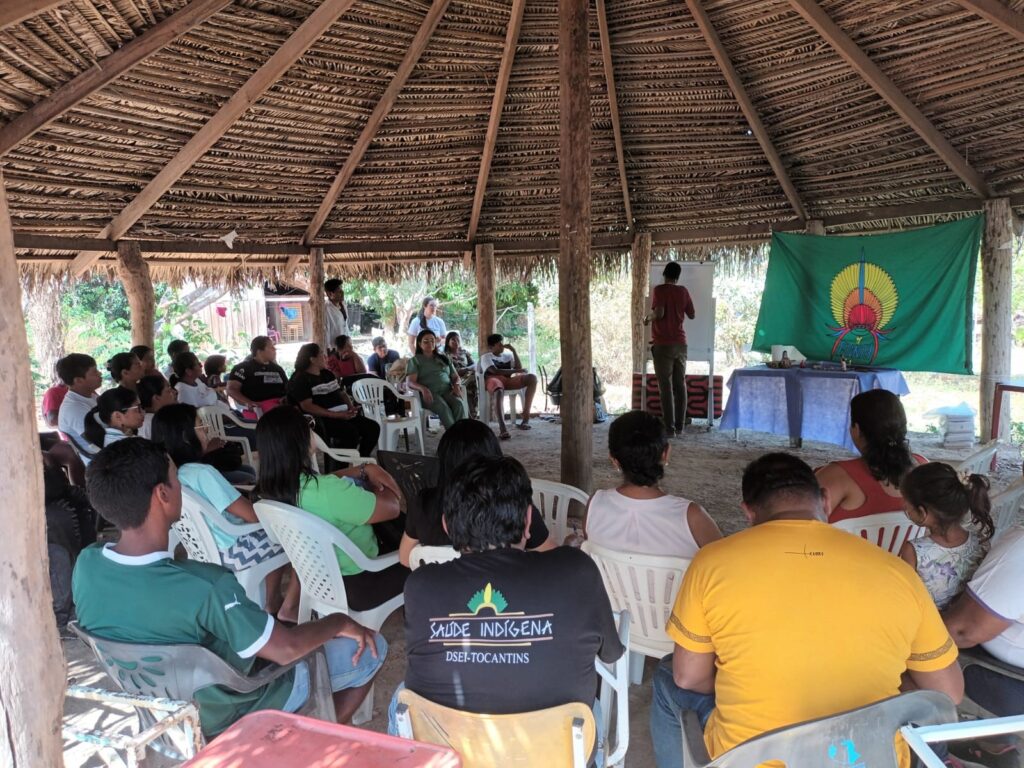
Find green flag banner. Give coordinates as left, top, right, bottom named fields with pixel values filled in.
left=751, top=216, right=982, bottom=374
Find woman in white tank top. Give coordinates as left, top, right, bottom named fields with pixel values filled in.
left=585, top=410, right=721, bottom=558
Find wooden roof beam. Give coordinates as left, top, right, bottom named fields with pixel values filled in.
left=955, top=0, right=1024, bottom=43
left=787, top=0, right=992, bottom=198
left=69, top=0, right=360, bottom=276
left=0, top=0, right=233, bottom=156
left=0, top=1, right=69, bottom=31
left=686, top=0, right=808, bottom=221
left=465, top=0, right=527, bottom=246
left=597, top=0, right=635, bottom=229
left=303, top=0, right=453, bottom=245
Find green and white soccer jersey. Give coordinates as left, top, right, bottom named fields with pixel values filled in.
left=72, top=544, right=293, bottom=737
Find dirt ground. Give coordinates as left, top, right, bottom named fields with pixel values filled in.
left=62, top=419, right=1024, bottom=766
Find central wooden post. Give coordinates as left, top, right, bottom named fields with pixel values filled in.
left=558, top=0, right=593, bottom=492
left=309, top=247, right=326, bottom=350
left=630, top=232, right=652, bottom=373
left=115, top=239, right=155, bottom=348
left=0, top=170, right=64, bottom=765
left=981, top=198, right=1014, bottom=440
left=475, top=242, right=496, bottom=355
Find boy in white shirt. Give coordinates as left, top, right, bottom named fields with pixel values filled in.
left=478, top=333, right=537, bottom=438
left=56, top=353, right=103, bottom=463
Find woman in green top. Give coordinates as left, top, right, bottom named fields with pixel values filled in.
left=406, top=329, right=466, bottom=428
left=255, top=407, right=408, bottom=617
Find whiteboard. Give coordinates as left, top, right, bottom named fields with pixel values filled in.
left=649, top=261, right=716, bottom=362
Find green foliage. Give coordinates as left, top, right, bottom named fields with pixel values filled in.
left=1010, top=420, right=1024, bottom=445
left=714, top=265, right=769, bottom=367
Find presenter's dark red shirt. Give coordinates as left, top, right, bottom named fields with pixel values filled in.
left=651, top=283, right=695, bottom=345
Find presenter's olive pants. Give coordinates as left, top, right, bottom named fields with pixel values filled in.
left=651, top=343, right=687, bottom=433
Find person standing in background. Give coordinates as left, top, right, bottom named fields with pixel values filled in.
left=324, top=279, right=349, bottom=351
left=645, top=261, right=694, bottom=436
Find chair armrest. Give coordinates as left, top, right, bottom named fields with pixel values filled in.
left=224, top=647, right=325, bottom=694
left=959, top=646, right=1024, bottom=682
left=221, top=409, right=257, bottom=430
left=681, top=709, right=712, bottom=767
left=220, top=435, right=255, bottom=467
left=316, top=521, right=401, bottom=573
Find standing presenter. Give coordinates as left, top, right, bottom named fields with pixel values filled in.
left=645, top=261, right=695, bottom=436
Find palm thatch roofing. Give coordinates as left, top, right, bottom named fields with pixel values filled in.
left=2, top=0, right=1023, bottom=280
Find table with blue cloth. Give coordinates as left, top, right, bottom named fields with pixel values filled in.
left=719, top=365, right=910, bottom=451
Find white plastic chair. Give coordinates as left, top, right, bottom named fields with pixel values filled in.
left=351, top=378, right=425, bottom=454
left=530, top=478, right=590, bottom=546
left=582, top=540, right=690, bottom=685
left=407, top=544, right=461, bottom=571
left=475, top=369, right=526, bottom=425
left=197, top=404, right=256, bottom=469
left=310, top=431, right=377, bottom=473
left=173, top=488, right=288, bottom=609
left=253, top=499, right=405, bottom=724
left=953, top=439, right=1000, bottom=476
left=832, top=511, right=925, bottom=554
left=991, top=477, right=1024, bottom=540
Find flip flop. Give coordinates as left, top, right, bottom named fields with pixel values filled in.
left=516, top=421, right=532, bottom=430
left=499, top=430, right=511, bottom=440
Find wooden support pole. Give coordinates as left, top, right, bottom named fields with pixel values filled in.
left=115, top=239, right=155, bottom=348
left=0, top=168, right=64, bottom=765
left=805, top=219, right=825, bottom=235
left=309, top=247, right=326, bottom=351
left=631, top=232, right=652, bottom=372
left=559, top=0, right=593, bottom=493
left=475, top=243, right=496, bottom=355
left=982, top=198, right=1014, bottom=440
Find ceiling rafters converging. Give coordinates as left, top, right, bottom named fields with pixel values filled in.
left=954, top=0, right=1024, bottom=43
left=0, top=0, right=233, bottom=157
left=68, top=0, right=361, bottom=276
left=684, top=0, right=808, bottom=221
left=786, top=0, right=992, bottom=199
left=302, top=0, right=454, bottom=246
left=596, top=0, right=633, bottom=231
left=0, top=1, right=70, bottom=31
left=466, top=0, right=528, bottom=247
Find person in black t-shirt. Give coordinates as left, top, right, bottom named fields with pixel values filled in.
left=226, top=336, right=287, bottom=416
left=398, top=420, right=553, bottom=567
left=286, top=343, right=380, bottom=458
left=393, top=455, right=624, bottom=726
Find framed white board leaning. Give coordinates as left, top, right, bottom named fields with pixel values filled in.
left=643, top=260, right=717, bottom=426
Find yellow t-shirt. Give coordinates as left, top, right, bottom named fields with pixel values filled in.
left=668, top=519, right=957, bottom=760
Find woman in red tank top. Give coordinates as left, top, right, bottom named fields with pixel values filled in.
left=815, top=390, right=925, bottom=523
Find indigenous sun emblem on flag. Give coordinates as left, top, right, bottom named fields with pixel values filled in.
left=827, top=253, right=898, bottom=364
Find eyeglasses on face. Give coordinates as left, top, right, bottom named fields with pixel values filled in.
left=119, top=404, right=143, bottom=414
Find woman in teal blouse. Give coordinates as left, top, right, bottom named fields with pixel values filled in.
left=405, top=329, right=466, bottom=428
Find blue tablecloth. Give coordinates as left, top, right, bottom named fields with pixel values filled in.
left=719, top=365, right=910, bottom=451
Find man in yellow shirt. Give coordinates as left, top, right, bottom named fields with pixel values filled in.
left=650, top=452, right=963, bottom=767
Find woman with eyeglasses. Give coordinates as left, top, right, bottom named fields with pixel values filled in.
left=152, top=403, right=287, bottom=613
left=256, top=406, right=409, bottom=618
left=82, top=387, right=144, bottom=447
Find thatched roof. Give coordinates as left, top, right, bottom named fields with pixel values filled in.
left=2, top=0, right=1023, bottom=279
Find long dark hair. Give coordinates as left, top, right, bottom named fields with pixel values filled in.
left=107, top=352, right=137, bottom=383
left=172, top=351, right=200, bottom=380
left=137, top=374, right=170, bottom=410
left=850, top=390, right=914, bottom=487
left=436, top=419, right=503, bottom=488
left=608, top=410, right=668, bottom=487
left=901, top=462, right=995, bottom=540
left=417, top=296, right=436, bottom=329
left=415, top=329, right=451, bottom=365
left=294, top=343, right=321, bottom=374
left=151, top=403, right=204, bottom=467
left=84, top=387, right=139, bottom=447
left=255, top=406, right=318, bottom=504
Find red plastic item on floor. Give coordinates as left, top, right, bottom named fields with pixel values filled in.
left=181, top=710, right=462, bottom=768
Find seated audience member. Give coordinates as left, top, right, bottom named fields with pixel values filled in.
left=41, top=375, right=69, bottom=431
left=444, top=332, right=477, bottom=419
left=816, top=390, right=925, bottom=524
left=398, top=419, right=554, bottom=567
left=83, top=387, right=144, bottom=448
left=479, top=333, right=537, bottom=438
left=152, top=403, right=285, bottom=610
left=130, top=345, right=161, bottom=379
left=227, top=336, right=287, bottom=418
left=366, top=336, right=400, bottom=378
left=204, top=355, right=228, bottom=393
left=406, top=330, right=465, bottom=428
left=287, top=343, right=380, bottom=458
left=164, top=339, right=189, bottom=380
left=899, top=463, right=993, bottom=609
left=586, top=410, right=721, bottom=556
left=944, top=525, right=1024, bottom=719
left=57, top=353, right=103, bottom=464
left=394, top=455, right=624, bottom=729
left=137, top=374, right=178, bottom=440
left=107, top=351, right=143, bottom=392
left=44, top=462, right=98, bottom=630
left=406, top=296, right=447, bottom=353
left=650, top=452, right=963, bottom=768
left=174, top=352, right=220, bottom=409
left=73, top=438, right=386, bottom=736
left=256, top=407, right=408, bottom=614
left=153, top=402, right=255, bottom=486
left=326, top=335, right=368, bottom=380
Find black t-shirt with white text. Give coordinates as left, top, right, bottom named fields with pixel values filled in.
left=227, top=357, right=287, bottom=402
left=403, top=547, right=624, bottom=714
left=287, top=369, right=345, bottom=410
